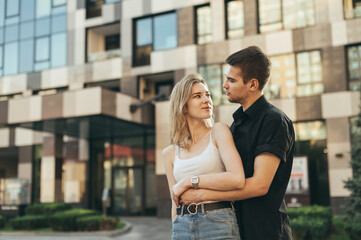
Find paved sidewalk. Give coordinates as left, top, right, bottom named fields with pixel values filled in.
left=0, top=216, right=172, bottom=240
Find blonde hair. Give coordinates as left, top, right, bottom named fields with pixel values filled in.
left=169, top=73, right=214, bottom=149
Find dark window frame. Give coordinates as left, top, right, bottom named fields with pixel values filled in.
left=194, top=3, right=212, bottom=45
left=345, top=43, right=361, bottom=91
left=225, top=0, right=245, bottom=40
left=132, top=11, right=177, bottom=67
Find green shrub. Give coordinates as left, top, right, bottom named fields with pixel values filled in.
left=26, top=202, right=72, bottom=216
left=9, top=215, right=48, bottom=230
left=289, top=205, right=333, bottom=240
left=288, top=205, right=332, bottom=220
left=344, top=214, right=361, bottom=240
left=0, top=216, right=6, bottom=229
left=77, top=215, right=119, bottom=231
left=49, top=208, right=98, bottom=231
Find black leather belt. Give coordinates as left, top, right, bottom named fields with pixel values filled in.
left=176, top=201, right=232, bottom=215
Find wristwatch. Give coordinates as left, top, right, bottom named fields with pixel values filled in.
left=191, top=175, right=199, bottom=189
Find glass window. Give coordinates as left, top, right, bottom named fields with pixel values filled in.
left=226, top=0, right=244, bottom=39
left=36, top=0, right=51, bottom=18
left=51, top=32, right=66, bottom=67
left=350, top=116, right=361, bottom=142
left=36, top=37, right=49, bottom=61
left=6, top=0, right=20, bottom=17
left=259, top=0, right=282, bottom=32
left=4, top=42, right=18, bottom=75
left=0, top=0, right=5, bottom=26
left=259, top=0, right=316, bottom=33
left=0, top=28, right=3, bottom=43
left=153, top=13, right=177, bottom=51
left=199, top=63, right=229, bottom=106
left=35, top=61, right=49, bottom=71
left=86, top=0, right=102, bottom=19
left=21, top=0, right=35, bottom=21
left=5, top=24, right=19, bottom=42
left=52, top=5, right=66, bottom=15
left=51, top=14, right=66, bottom=33
left=346, top=44, right=361, bottom=91
left=0, top=46, right=3, bottom=69
left=36, top=18, right=50, bottom=36
left=196, top=5, right=212, bottom=44
left=136, top=18, right=152, bottom=46
left=53, top=0, right=67, bottom=6
left=5, top=16, right=19, bottom=25
left=265, top=54, right=296, bottom=99
left=294, top=121, right=326, bottom=141
left=296, top=50, right=323, bottom=97
left=105, top=0, right=120, bottom=3
left=20, top=21, right=35, bottom=40
left=19, top=39, right=34, bottom=72
left=344, top=0, right=361, bottom=19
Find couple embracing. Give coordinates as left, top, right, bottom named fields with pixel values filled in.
left=163, top=46, right=295, bottom=240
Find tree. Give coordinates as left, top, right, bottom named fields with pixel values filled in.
left=344, top=88, right=361, bottom=240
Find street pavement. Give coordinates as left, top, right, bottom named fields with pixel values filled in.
left=0, top=216, right=172, bottom=240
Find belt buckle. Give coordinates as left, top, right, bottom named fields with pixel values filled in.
left=187, top=203, right=198, bottom=215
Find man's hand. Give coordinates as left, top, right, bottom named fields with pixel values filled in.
left=179, top=189, right=204, bottom=205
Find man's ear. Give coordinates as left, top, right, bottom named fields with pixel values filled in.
left=249, top=78, right=259, bottom=91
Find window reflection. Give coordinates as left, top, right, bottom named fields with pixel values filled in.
left=259, top=0, right=315, bottom=33
left=36, top=18, right=50, bottom=37
left=51, top=33, right=66, bottom=67
left=20, top=22, right=34, bottom=40
left=19, top=39, right=34, bottom=73
left=4, top=42, right=18, bottom=75
left=196, top=5, right=212, bottom=44
left=36, top=0, right=51, bottom=18
left=344, top=0, right=361, bottom=19
left=153, top=13, right=177, bottom=51
left=133, top=12, right=177, bottom=66
left=20, top=0, right=35, bottom=21
left=199, top=63, right=229, bottom=106
left=5, top=24, right=18, bottom=42
left=294, top=121, right=326, bottom=141
left=265, top=54, right=296, bottom=99
left=6, top=0, right=19, bottom=17
left=0, top=0, right=67, bottom=76
left=296, top=50, right=323, bottom=97
left=346, top=44, right=361, bottom=91
left=226, top=0, right=244, bottom=39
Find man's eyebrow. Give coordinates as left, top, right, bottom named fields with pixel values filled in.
left=225, top=74, right=236, bottom=81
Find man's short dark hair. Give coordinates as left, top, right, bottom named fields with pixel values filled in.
left=226, top=46, right=271, bottom=90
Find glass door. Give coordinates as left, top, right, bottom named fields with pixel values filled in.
left=112, top=167, right=143, bottom=215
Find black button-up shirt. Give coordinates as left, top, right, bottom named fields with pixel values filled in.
left=230, top=96, right=295, bottom=240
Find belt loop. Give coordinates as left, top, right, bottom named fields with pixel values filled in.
left=230, top=201, right=235, bottom=211
left=181, top=205, right=184, bottom=216
left=201, top=203, right=205, bottom=213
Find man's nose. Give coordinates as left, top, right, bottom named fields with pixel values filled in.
left=223, top=79, right=228, bottom=89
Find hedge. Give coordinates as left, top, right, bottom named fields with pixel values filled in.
left=76, top=215, right=119, bottom=231
left=0, top=216, right=6, bottom=229
left=289, top=205, right=333, bottom=240
left=26, top=202, right=72, bottom=216
left=9, top=215, right=48, bottom=230
left=49, top=209, right=98, bottom=231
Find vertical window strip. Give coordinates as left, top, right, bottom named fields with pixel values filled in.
left=196, top=5, right=212, bottom=44
left=226, top=0, right=244, bottom=39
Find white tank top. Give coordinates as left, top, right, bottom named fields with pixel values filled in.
left=173, top=131, right=226, bottom=182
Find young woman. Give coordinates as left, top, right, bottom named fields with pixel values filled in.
left=163, top=73, right=245, bottom=240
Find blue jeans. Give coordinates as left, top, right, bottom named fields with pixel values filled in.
left=172, top=208, right=241, bottom=240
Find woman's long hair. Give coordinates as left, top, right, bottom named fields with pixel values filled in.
left=169, top=73, right=214, bottom=150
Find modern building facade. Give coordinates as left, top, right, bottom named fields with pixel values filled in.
left=0, top=0, right=360, bottom=217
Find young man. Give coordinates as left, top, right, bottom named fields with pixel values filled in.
left=179, top=46, right=295, bottom=240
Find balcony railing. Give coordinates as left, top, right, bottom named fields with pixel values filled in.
left=87, top=49, right=122, bottom=62
left=345, top=7, right=361, bottom=19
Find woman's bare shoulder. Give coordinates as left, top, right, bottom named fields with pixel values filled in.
left=212, top=122, right=231, bottom=133
left=162, top=145, right=175, bottom=158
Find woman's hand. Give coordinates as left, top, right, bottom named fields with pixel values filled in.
left=172, top=176, right=191, bottom=206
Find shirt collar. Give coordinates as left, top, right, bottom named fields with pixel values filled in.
left=244, top=95, right=269, bottom=120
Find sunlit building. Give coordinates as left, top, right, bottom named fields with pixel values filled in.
left=0, top=0, right=360, bottom=217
